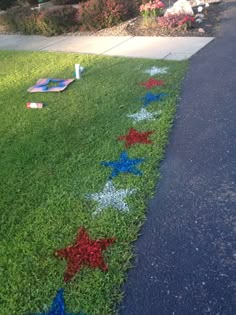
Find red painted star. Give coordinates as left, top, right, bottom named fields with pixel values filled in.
left=55, top=227, right=116, bottom=282
left=118, top=128, right=154, bottom=147
left=139, top=78, right=165, bottom=89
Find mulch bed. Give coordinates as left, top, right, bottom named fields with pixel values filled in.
left=126, top=3, right=222, bottom=37
left=0, top=2, right=222, bottom=37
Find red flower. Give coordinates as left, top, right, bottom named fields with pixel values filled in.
left=178, top=15, right=195, bottom=26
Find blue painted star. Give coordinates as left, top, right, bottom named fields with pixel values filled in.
left=32, top=288, right=83, bottom=315
left=101, top=151, right=145, bottom=179
left=141, top=92, right=167, bottom=107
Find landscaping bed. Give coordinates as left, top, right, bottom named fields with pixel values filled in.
left=0, top=0, right=222, bottom=37
left=125, top=3, right=222, bottom=37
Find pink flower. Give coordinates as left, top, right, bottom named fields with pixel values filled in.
left=156, top=1, right=165, bottom=8
left=139, top=0, right=165, bottom=14
left=140, top=4, right=144, bottom=12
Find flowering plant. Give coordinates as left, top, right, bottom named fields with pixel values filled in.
left=157, top=14, right=195, bottom=30
left=178, top=15, right=195, bottom=29
left=140, top=0, right=165, bottom=19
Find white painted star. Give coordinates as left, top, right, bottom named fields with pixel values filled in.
left=88, top=181, right=136, bottom=215
left=144, top=66, right=168, bottom=76
left=127, top=108, right=162, bottom=123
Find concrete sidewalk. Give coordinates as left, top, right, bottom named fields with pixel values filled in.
left=0, top=34, right=214, bottom=60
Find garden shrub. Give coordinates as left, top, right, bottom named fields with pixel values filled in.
left=0, top=0, right=16, bottom=10
left=3, top=4, right=79, bottom=35
left=16, top=0, right=44, bottom=5
left=3, top=6, right=38, bottom=33
left=51, top=0, right=81, bottom=5
left=27, top=0, right=38, bottom=6
left=37, top=6, right=79, bottom=36
left=157, top=14, right=195, bottom=30
left=79, top=0, right=138, bottom=31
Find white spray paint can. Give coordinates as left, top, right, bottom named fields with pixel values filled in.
left=75, top=64, right=81, bottom=79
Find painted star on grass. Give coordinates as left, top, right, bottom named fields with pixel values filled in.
left=144, top=66, right=168, bottom=76
left=88, top=181, right=136, bottom=215
left=127, top=108, right=162, bottom=123
left=32, top=288, right=83, bottom=315
left=141, top=92, right=167, bottom=107
left=55, top=228, right=115, bottom=282
left=118, top=128, right=154, bottom=147
left=139, top=78, right=165, bottom=89
left=101, top=151, right=145, bottom=179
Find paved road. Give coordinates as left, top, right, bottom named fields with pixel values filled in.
left=119, top=1, right=236, bottom=314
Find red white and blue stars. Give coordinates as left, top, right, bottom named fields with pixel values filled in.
left=28, top=64, right=169, bottom=314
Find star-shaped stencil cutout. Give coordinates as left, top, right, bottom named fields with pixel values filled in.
left=144, top=66, right=168, bottom=76
left=55, top=228, right=115, bottom=282
left=88, top=181, right=136, bottom=215
left=27, top=78, right=75, bottom=93
left=31, top=288, right=83, bottom=315
left=141, top=92, right=167, bottom=107
left=101, top=151, right=145, bottom=179
left=127, top=108, right=161, bottom=123
left=118, top=128, right=154, bottom=147
left=139, top=78, right=165, bottom=89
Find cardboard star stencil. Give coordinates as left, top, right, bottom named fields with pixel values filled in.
left=139, top=78, right=165, bottom=89
left=31, top=288, right=83, bottom=315
left=127, top=108, right=162, bottom=123
left=55, top=228, right=115, bottom=282
left=27, top=78, right=74, bottom=93
left=88, top=181, right=136, bottom=215
left=118, top=128, right=154, bottom=147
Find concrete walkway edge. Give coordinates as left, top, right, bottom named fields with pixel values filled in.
left=0, top=34, right=214, bottom=60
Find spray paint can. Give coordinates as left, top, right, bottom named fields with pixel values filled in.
left=75, top=64, right=81, bottom=79
left=26, top=102, right=43, bottom=109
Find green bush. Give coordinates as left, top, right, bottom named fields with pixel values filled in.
left=2, top=0, right=138, bottom=35
left=37, top=6, right=79, bottom=36
left=3, top=5, right=79, bottom=35
left=51, top=0, right=80, bottom=4
left=0, top=0, right=16, bottom=10
left=3, top=6, right=38, bottom=33
left=27, top=0, right=38, bottom=6
left=79, top=0, right=138, bottom=31
left=17, top=0, right=52, bottom=6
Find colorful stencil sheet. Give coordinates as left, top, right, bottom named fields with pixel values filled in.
left=27, top=78, right=75, bottom=93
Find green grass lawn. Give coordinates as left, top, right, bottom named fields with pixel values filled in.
left=0, top=50, right=187, bottom=315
